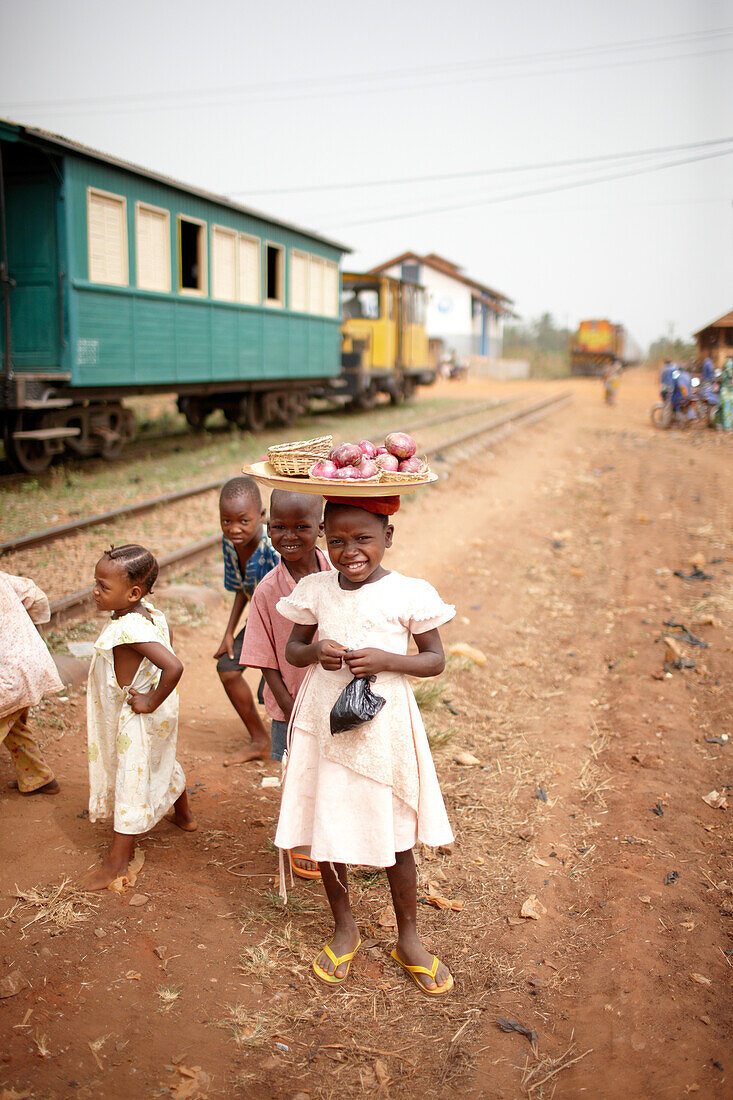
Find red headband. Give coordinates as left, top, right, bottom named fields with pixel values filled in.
left=324, top=495, right=400, bottom=516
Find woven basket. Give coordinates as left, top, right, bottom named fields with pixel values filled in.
left=267, top=435, right=333, bottom=477
left=379, top=458, right=431, bottom=484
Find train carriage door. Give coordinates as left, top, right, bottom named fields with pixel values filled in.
left=0, top=143, right=61, bottom=372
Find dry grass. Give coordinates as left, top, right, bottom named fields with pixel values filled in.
left=521, top=1043, right=593, bottom=1097
left=157, top=986, right=181, bottom=1011
left=3, top=877, right=99, bottom=936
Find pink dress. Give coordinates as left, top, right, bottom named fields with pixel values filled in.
left=274, top=570, right=455, bottom=868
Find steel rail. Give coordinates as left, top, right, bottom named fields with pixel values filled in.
left=1, top=395, right=519, bottom=556
left=46, top=391, right=571, bottom=626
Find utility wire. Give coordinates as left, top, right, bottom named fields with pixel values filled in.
left=323, top=147, right=733, bottom=229
left=230, top=136, right=733, bottom=196
left=3, top=25, right=731, bottom=113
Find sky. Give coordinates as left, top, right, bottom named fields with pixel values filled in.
left=1, top=0, right=731, bottom=349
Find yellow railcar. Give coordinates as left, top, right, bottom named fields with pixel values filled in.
left=339, top=273, right=434, bottom=407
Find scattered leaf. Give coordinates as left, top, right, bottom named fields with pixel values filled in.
left=453, top=750, right=480, bottom=767
left=496, top=1017, right=538, bottom=1048
left=521, top=895, right=547, bottom=920
left=377, top=908, right=397, bottom=930
left=702, top=790, right=728, bottom=810
left=108, top=850, right=145, bottom=893
left=664, top=871, right=680, bottom=886
left=691, top=973, right=712, bottom=986
left=129, top=894, right=148, bottom=907
left=447, top=642, right=486, bottom=666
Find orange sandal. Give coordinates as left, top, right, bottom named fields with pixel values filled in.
left=289, top=850, right=321, bottom=880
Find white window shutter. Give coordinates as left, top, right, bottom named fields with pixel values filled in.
left=309, top=256, right=325, bottom=315
left=212, top=227, right=237, bottom=301
left=324, top=261, right=338, bottom=317
left=290, top=251, right=308, bottom=312
left=238, top=236, right=260, bottom=304
left=88, top=191, right=127, bottom=286
left=136, top=205, right=169, bottom=292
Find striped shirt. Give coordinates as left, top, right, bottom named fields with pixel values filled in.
left=222, top=531, right=279, bottom=598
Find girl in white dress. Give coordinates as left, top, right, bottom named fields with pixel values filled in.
left=276, top=496, right=455, bottom=995
left=83, top=545, right=195, bottom=890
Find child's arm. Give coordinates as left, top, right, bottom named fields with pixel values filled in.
left=118, top=642, right=183, bottom=714
left=214, top=591, right=247, bottom=659
left=261, top=668, right=294, bottom=721
left=285, top=623, right=348, bottom=671
left=343, top=628, right=445, bottom=679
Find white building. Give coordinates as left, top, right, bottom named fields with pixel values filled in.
left=369, top=251, right=513, bottom=361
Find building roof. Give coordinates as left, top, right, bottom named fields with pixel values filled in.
left=368, top=250, right=513, bottom=306
left=0, top=118, right=350, bottom=254
left=694, top=309, right=733, bottom=337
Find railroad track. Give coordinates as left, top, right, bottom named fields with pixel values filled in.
left=38, top=391, right=570, bottom=625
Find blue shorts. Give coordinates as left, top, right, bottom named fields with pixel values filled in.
left=271, top=719, right=288, bottom=762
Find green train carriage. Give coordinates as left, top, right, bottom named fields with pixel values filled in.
left=0, top=120, right=348, bottom=472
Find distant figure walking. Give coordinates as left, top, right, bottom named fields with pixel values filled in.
left=602, top=360, right=621, bottom=405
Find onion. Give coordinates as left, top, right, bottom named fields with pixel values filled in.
left=358, top=458, right=379, bottom=479
left=375, top=452, right=399, bottom=473
left=384, top=432, right=417, bottom=459
left=398, top=456, right=426, bottom=474
left=375, top=446, right=388, bottom=455
left=310, top=459, right=339, bottom=479
left=329, top=442, right=363, bottom=468
left=358, top=439, right=378, bottom=458
left=335, top=465, right=361, bottom=480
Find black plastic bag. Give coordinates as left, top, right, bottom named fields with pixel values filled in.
left=330, top=676, right=386, bottom=735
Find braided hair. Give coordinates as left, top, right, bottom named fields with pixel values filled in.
left=102, top=544, right=159, bottom=594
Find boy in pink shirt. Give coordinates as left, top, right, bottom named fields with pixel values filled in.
left=240, top=490, right=329, bottom=878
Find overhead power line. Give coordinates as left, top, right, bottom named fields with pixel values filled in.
left=2, top=25, right=731, bottom=114
left=229, top=136, right=733, bottom=197
left=324, top=147, right=733, bottom=229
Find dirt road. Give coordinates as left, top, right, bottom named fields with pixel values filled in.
left=1, top=369, right=731, bottom=1099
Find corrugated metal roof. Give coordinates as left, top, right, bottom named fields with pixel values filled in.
left=694, top=308, right=733, bottom=336
left=0, top=118, right=351, bottom=254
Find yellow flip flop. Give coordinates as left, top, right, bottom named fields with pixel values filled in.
left=390, top=949, right=454, bottom=996
left=312, top=939, right=361, bottom=985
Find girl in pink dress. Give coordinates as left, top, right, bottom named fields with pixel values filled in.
left=275, top=495, right=455, bottom=996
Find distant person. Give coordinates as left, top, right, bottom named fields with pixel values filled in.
left=715, top=357, right=733, bottom=431
left=701, top=354, right=715, bottom=383
left=83, top=544, right=195, bottom=890
left=660, top=358, right=676, bottom=400
left=0, top=571, right=63, bottom=795
left=602, top=360, right=621, bottom=405
left=215, top=477, right=278, bottom=764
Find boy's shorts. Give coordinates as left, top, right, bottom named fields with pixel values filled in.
left=271, top=720, right=288, bottom=762
left=216, top=626, right=246, bottom=672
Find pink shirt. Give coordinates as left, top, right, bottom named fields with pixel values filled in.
left=240, top=549, right=330, bottom=721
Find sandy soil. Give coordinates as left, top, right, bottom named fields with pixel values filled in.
left=1, top=369, right=731, bottom=1099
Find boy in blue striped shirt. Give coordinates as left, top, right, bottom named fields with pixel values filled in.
left=215, top=477, right=279, bottom=764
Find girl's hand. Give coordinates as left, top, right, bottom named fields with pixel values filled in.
left=214, top=632, right=235, bottom=660
left=317, top=639, right=349, bottom=670
left=343, top=648, right=392, bottom=678
left=126, top=687, right=157, bottom=714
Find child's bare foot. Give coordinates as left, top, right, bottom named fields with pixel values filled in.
left=223, top=740, right=270, bottom=766
left=80, top=854, right=132, bottom=891
left=10, top=778, right=60, bottom=795
left=394, top=931, right=452, bottom=993
left=166, top=809, right=198, bottom=831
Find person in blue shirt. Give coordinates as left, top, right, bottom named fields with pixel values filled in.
left=215, top=477, right=279, bottom=764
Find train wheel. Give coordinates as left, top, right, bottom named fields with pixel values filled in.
left=98, top=405, right=134, bottom=460
left=264, top=392, right=297, bottom=427
left=179, top=397, right=208, bottom=431
left=236, top=393, right=266, bottom=433
left=351, top=382, right=378, bottom=411
left=4, top=414, right=54, bottom=474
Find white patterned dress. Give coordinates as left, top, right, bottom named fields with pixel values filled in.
left=87, top=601, right=185, bottom=835
left=275, top=571, right=455, bottom=868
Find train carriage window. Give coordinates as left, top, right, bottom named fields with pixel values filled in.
left=87, top=188, right=128, bottom=286
left=308, top=257, right=325, bottom=315
left=324, top=261, right=339, bottom=318
left=238, top=234, right=260, bottom=305
left=211, top=226, right=237, bottom=301
left=178, top=216, right=207, bottom=294
left=290, top=250, right=309, bottom=312
left=135, top=203, right=170, bottom=293
left=265, top=243, right=284, bottom=307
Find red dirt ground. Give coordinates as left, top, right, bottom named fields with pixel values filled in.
left=1, top=369, right=731, bottom=1099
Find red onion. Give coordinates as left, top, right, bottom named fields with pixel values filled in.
left=310, top=459, right=339, bottom=479
left=384, top=432, right=417, bottom=459
left=375, top=452, right=399, bottom=473
left=358, top=458, right=379, bottom=479
left=398, top=456, right=426, bottom=474
left=358, top=439, right=378, bottom=458
left=335, top=465, right=361, bottom=479
left=375, top=446, right=388, bottom=455
left=329, top=442, right=363, bottom=468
